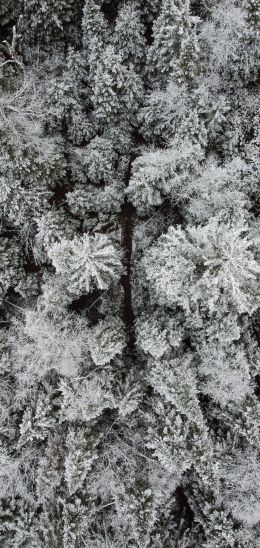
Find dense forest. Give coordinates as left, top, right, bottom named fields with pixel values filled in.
left=0, top=1, right=260, bottom=546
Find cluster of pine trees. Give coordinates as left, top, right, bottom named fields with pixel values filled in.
left=0, top=0, right=260, bottom=546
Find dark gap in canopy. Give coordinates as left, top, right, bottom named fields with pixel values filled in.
left=101, top=0, right=120, bottom=23
left=175, top=485, right=195, bottom=529
left=254, top=374, right=260, bottom=398
left=0, top=18, right=15, bottom=44
left=190, top=0, right=212, bottom=20
left=68, top=290, right=103, bottom=324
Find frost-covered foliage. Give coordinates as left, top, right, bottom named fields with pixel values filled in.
left=20, top=0, right=84, bottom=47
left=144, top=218, right=260, bottom=315
left=1, top=0, right=260, bottom=546
left=10, top=308, right=89, bottom=383
left=48, top=233, right=123, bottom=294
left=88, top=317, right=125, bottom=365
left=147, top=0, right=197, bottom=84
left=221, top=448, right=260, bottom=526
left=127, top=137, right=204, bottom=214
left=197, top=342, right=252, bottom=406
